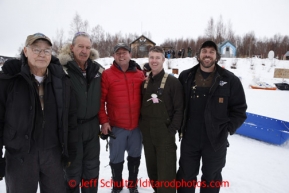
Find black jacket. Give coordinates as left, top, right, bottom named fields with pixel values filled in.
left=178, top=64, right=247, bottom=150
left=0, top=58, right=78, bottom=159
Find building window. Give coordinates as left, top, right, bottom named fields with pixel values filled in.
left=139, top=45, right=146, bottom=52
left=226, top=47, right=229, bottom=51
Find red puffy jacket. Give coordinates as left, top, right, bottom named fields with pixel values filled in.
left=99, top=61, right=145, bottom=130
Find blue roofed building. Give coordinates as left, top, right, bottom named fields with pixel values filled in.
left=218, top=41, right=237, bottom=58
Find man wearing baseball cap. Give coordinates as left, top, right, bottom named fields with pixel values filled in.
left=0, top=33, right=78, bottom=193
left=176, top=40, right=247, bottom=193
left=99, top=43, right=144, bottom=193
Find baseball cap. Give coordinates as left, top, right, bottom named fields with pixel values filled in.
left=143, top=63, right=151, bottom=71
left=113, top=43, right=131, bottom=53
left=200, top=40, right=218, bottom=51
left=25, top=33, right=52, bottom=46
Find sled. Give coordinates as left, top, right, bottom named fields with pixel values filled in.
left=250, top=82, right=277, bottom=90
left=250, top=85, right=277, bottom=90
left=236, top=112, right=289, bottom=145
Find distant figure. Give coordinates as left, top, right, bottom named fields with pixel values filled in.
left=165, top=51, right=168, bottom=58
left=187, top=47, right=192, bottom=57
left=167, top=49, right=171, bottom=59
left=178, top=49, right=182, bottom=58
left=181, top=48, right=185, bottom=58
left=172, top=49, right=176, bottom=58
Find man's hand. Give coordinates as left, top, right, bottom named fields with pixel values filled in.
left=101, top=123, right=111, bottom=135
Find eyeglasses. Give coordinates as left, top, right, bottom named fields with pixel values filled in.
left=27, top=46, right=52, bottom=56
left=73, top=32, right=90, bottom=40
left=74, top=32, right=90, bottom=37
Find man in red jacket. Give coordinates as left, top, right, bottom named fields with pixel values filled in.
left=99, top=43, right=144, bottom=193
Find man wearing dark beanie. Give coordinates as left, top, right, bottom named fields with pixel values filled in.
left=176, top=40, right=247, bottom=193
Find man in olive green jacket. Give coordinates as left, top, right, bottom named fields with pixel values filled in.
left=58, top=32, right=104, bottom=193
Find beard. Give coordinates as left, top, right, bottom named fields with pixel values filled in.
left=199, top=57, right=216, bottom=69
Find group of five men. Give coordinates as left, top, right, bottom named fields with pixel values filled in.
left=0, top=32, right=247, bottom=193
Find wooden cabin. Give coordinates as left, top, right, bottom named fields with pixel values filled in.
left=130, top=35, right=156, bottom=58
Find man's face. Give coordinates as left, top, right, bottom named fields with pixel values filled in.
left=199, top=47, right=217, bottom=71
left=113, top=48, right=131, bottom=67
left=148, top=51, right=164, bottom=74
left=24, top=40, right=52, bottom=72
left=70, top=36, right=91, bottom=65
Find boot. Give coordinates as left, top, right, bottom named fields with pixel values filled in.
left=127, top=156, right=141, bottom=191
left=129, top=187, right=139, bottom=193
left=111, top=189, right=122, bottom=193
left=110, top=161, right=124, bottom=192
left=81, top=177, right=98, bottom=193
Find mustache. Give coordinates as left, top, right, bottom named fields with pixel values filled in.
left=79, top=53, right=88, bottom=57
left=203, top=56, right=212, bottom=59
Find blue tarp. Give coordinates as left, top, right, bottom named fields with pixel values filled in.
left=236, top=112, right=289, bottom=145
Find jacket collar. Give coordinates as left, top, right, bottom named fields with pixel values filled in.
left=113, top=60, right=138, bottom=72
left=148, top=68, right=165, bottom=82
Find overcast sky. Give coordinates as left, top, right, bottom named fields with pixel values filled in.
left=0, top=0, right=288, bottom=56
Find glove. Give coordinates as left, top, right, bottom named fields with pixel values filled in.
left=2, top=59, right=21, bottom=75
left=99, top=131, right=116, bottom=140
left=0, top=158, right=6, bottom=180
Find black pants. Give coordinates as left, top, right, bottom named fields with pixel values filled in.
left=5, top=146, right=65, bottom=193
left=65, top=124, right=100, bottom=193
left=177, top=120, right=227, bottom=193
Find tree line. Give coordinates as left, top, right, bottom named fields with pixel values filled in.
left=39, top=14, right=289, bottom=59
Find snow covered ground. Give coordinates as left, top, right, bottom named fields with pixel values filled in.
left=1, top=57, right=289, bottom=193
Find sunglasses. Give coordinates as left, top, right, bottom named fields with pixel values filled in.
left=72, top=32, right=91, bottom=43
left=33, top=33, right=48, bottom=38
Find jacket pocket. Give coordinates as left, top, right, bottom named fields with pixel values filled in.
left=3, top=126, right=17, bottom=141
left=212, top=88, right=230, bottom=119
left=3, top=126, right=22, bottom=150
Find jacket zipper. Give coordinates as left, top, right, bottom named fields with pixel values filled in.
left=124, top=72, right=133, bottom=128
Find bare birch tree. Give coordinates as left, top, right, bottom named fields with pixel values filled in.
left=69, top=13, right=89, bottom=38
left=52, top=29, right=65, bottom=55
left=215, top=15, right=226, bottom=44
left=226, top=20, right=235, bottom=43
left=204, top=17, right=215, bottom=40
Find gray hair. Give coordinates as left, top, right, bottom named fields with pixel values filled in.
left=72, top=32, right=92, bottom=45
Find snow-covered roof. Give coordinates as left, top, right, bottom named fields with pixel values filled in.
left=218, top=40, right=236, bottom=48
left=130, top=35, right=156, bottom=45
